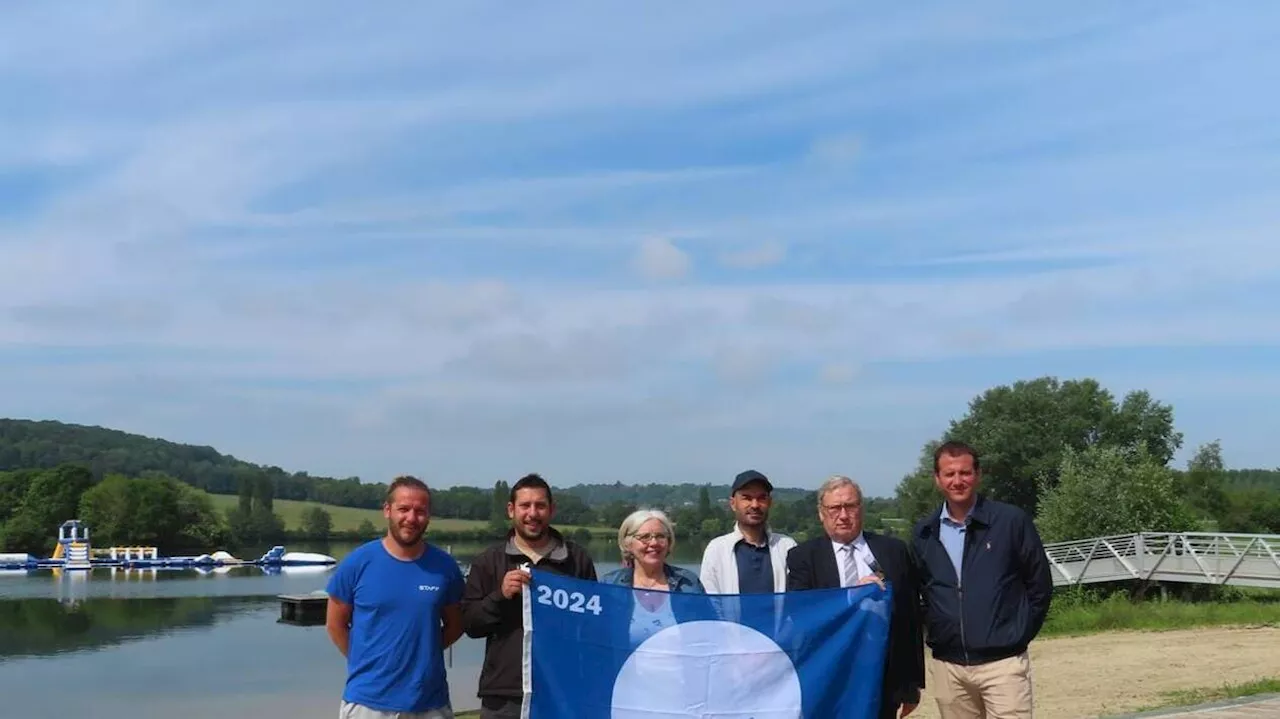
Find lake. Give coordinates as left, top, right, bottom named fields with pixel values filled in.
left=0, top=538, right=706, bottom=718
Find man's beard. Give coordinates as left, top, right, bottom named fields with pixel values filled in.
left=389, top=523, right=425, bottom=546
left=514, top=523, right=546, bottom=541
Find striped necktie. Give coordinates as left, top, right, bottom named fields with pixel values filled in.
left=843, top=544, right=859, bottom=587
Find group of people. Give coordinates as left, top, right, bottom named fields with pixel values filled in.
left=324, top=440, right=1054, bottom=719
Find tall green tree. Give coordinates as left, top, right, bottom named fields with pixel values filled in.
left=236, top=470, right=254, bottom=514
left=1, top=512, right=46, bottom=553
left=20, top=464, right=95, bottom=528
left=697, top=486, right=712, bottom=522
left=901, top=377, right=1183, bottom=516
left=0, top=469, right=38, bottom=524
left=255, top=475, right=275, bottom=513
left=1036, top=444, right=1197, bottom=543
left=78, top=474, right=228, bottom=550
left=1, top=465, right=95, bottom=552
left=77, top=475, right=141, bottom=545
left=300, top=506, right=333, bottom=539
left=1181, top=440, right=1229, bottom=523
left=172, top=482, right=228, bottom=548
left=894, top=440, right=944, bottom=523
left=488, top=480, right=511, bottom=534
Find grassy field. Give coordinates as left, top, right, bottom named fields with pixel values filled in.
left=1042, top=591, right=1280, bottom=637
left=201, top=491, right=613, bottom=536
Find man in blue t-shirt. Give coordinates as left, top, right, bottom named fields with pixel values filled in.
left=326, top=475, right=465, bottom=719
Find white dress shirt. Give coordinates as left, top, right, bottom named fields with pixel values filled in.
left=831, top=533, right=877, bottom=588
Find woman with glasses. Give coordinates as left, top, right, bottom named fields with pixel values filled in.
left=600, top=509, right=704, bottom=595
left=601, top=507, right=708, bottom=692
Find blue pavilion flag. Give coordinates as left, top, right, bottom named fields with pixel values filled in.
left=520, top=569, right=891, bottom=718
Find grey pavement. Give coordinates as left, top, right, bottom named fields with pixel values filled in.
left=1103, top=693, right=1280, bottom=718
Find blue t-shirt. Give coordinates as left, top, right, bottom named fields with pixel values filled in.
left=326, top=540, right=465, bottom=712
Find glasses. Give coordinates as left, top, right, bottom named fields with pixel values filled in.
left=631, top=532, right=670, bottom=544
left=822, top=502, right=861, bottom=516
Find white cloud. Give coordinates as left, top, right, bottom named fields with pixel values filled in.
left=720, top=241, right=787, bottom=269
left=632, top=237, right=692, bottom=281
left=1, top=2, right=1279, bottom=491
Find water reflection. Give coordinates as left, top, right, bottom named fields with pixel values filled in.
left=0, top=537, right=704, bottom=718
left=0, top=594, right=270, bottom=659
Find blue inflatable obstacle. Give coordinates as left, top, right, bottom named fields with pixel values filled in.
left=0, top=520, right=337, bottom=571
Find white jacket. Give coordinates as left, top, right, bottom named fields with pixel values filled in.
left=699, top=524, right=797, bottom=594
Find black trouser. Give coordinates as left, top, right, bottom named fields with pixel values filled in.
left=879, top=701, right=902, bottom=719
left=479, top=696, right=522, bottom=719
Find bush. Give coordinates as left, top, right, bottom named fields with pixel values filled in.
left=1037, top=445, right=1198, bottom=543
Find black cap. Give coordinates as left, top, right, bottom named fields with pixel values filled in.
left=731, top=469, right=773, bottom=495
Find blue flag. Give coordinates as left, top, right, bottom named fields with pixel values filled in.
left=520, top=570, right=891, bottom=718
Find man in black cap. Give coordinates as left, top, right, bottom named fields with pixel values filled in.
left=699, top=469, right=796, bottom=594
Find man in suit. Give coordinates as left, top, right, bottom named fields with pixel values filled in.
left=787, top=475, right=924, bottom=719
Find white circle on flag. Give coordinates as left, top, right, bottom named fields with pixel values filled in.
left=610, top=620, right=803, bottom=718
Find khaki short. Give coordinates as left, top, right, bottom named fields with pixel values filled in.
left=339, top=700, right=455, bottom=719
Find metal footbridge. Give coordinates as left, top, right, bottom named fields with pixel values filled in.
left=1043, top=532, right=1280, bottom=589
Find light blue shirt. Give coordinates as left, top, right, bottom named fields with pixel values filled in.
left=939, top=503, right=970, bottom=584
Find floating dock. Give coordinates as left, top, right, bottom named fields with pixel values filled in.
left=278, top=591, right=329, bottom=626
left=0, top=519, right=337, bottom=571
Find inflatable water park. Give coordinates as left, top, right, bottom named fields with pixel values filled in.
left=0, top=519, right=337, bottom=571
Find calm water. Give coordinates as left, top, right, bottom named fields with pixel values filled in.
left=0, top=539, right=705, bottom=718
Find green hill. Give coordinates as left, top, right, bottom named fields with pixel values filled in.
left=0, top=418, right=831, bottom=514
left=200, top=492, right=611, bottom=537
left=0, top=418, right=387, bottom=508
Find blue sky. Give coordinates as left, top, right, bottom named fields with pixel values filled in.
left=2, top=2, right=1279, bottom=496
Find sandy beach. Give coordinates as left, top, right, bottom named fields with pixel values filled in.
left=909, top=625, right=1280, bottom=719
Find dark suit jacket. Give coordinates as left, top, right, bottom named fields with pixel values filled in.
left=786, top=532, right=925, bottom=713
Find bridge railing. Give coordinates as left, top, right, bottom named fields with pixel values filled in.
left=1043, top=531, right=1280, bottom=587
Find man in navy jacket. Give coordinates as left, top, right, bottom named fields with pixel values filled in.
left=911, top=441, right=1052, bottom=719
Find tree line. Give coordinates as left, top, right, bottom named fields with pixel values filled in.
left=0, top=418, right=387, bottom=508
left=3, top=376, right=1278, bottom=553
left=0, top=419, right=813, bottom=521
left=478, top=478, right=902, bottom=545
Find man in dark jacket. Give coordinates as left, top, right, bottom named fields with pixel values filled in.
left=787, top=474, right=924, bottom=719
left=911, top=441, right=1052, bottom=719
left=460, top=473, right=597, bottom=719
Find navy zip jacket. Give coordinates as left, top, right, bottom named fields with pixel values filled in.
left=911, top=495, right=1053, bottom=666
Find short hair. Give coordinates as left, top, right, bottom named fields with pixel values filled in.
left=933, top=440, right=980, bottom=473
left=816, top=475, right=862, bottom=508
left=509, top=473, right=554, bottom=505
left=385, top=475, right=430, bottom=504
left=616, top=509, right=676, bottom=566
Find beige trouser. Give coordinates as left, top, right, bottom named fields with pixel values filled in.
left=930, top=651, right=1034, bottom=719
